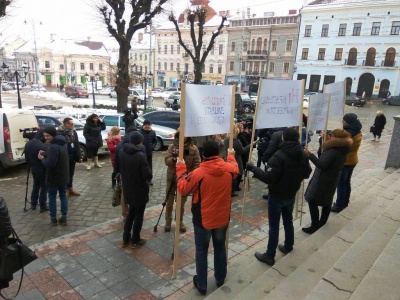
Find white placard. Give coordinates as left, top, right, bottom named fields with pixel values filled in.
left=255, top=79, right=303, bottom=129
left=324, top=81, right=345, bottom=117
left=184, top=84, right=233, bottom=137
left=307, top=93, right=330, bottom=131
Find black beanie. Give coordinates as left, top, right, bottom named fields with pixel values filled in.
left=203, top=140, right=220, bottom=158
left=129, top=131, right=144, bottom=145
left=343, top=113, right=358, bottom=124
left=283, top=128, right=299, bottom=142
left=43, top=126, right=58, bottom=138
left=143, top=119, right=151, bottom=126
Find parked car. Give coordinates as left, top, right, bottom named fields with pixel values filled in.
left=100, top=114, right=175, bottom=151
left=30, top=84, right=47, bottom=92
left=65, top=86, right=89, bottom=98
left=142, top=110, right=180, bottom=130
left=382, top=96, right=400, bottom=106
left=152, top=88, right=164, bottom=93
left=128, top=88, right=146, bottom=104
left=7, top=81, right=23, bottom=90
left=235, top=93, right=256, bottom=114
left=164, top=92, right=181, bottom=107
left=160, top=87, right=181, bottom=98
left=345, top=96, right=366, bottom=107
left=1, top=83, right=13, bottom=91
left=109, top=89, right=117, bottom=98
left=249, top=92, right=258, bottom=101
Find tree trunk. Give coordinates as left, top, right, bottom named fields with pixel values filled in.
left=193, top=62, right=203, bottom=84
left=115, top=40, right=130, bottom=113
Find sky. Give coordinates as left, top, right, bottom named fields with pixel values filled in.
left=0, top=0, right=305, bottom=48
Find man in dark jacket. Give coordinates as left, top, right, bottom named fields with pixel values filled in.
left=139, top=119, right=157, bottom=185
left=247, top=128, right=312, bottom=266
left=122, top=108, right=138, bottom=130
left=38, top=127, right=70, bottom=226
left=58, top=118, right=82, bottom=196
left=118, top=131, right=152, bottom=248
left=24, top=130, right=49, bottom=212
left=261, top=127, right=285, bottom=163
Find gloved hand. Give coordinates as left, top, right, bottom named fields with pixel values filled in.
left=246, top=162, right=255, bottom=172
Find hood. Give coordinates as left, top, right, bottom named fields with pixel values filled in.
left=85, top=115, right=99, bottom=127
left=51, top=134, right=67, bottom=146
left=344, top=119, right=362, bottom=137
left=279, top=141, right=304, bottom=160
left=200, top=156, right=229, bottom=176
left=122, top=143, right=143, bottom=154
left=323, top=137, right=352, bottom=155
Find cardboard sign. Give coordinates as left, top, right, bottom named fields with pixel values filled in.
left=184, top=84, right=233, bottom=137
left=324, top=81, right=345, bottom=117
left=255, top=79, right=303, bottom=129
left=307, top=93, right=330, bottom=131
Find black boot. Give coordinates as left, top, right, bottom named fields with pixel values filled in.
left=318, top=206, right=331, bottom=228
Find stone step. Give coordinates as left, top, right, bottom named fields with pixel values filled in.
left=349, top=227, right=400, bottom=300
left=350, top=167, right=396, bottom=199
left=230, top=169, right=397, bottom=300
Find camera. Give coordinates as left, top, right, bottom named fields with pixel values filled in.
left=123, top=108, right=132, bottom=115
left=20, top=127, right=38, bottom=140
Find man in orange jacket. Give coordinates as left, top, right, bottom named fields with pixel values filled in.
left=176, top=140, right=239, bottom=295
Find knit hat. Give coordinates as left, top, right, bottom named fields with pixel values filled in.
left=202, top=140, right=220, bottom=158
left=129, top=131, right=144, bottom=145
left=43, top=126, right=58, bottom=138
left=331, top=128, right=351, bottom=139
left=143, top=119, right=151, bottom=126
left=282, top=127, right=299, bottom=142
left=343, top=113, right=358, bottom=124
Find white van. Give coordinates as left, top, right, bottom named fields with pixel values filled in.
left=0, top=109, right=39, bottom=174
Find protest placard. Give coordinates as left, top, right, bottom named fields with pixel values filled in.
left=324, top=81, right=346, bottom=117
left=307, top=93, right=331, bottom=131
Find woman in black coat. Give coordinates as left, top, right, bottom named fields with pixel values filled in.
left=303, top=129, right=353, bottom=234
left=371, top=110, right=386, bottom=142
left=83, top=114, right=106, bottom=170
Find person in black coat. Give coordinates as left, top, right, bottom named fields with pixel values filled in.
left=83, top=114, right=106, bottom=170
left=371, top=110, right=386, bottom=142
left=262, top=128, right=286, bottom=163
left=246, top=128, right=312, bottom=266
left=303, top=129, right=353, bottom=234
left=139, top=119, right=157, bottom=185
left=118, top=132, right=152, bottom=248
left=24, top=130, right=49, bottom=212
left=122, top=108, right=138, bottom=130
left=38, top=127, right=70, bottom=226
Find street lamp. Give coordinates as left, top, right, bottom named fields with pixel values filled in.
left=2, top=62, right=30, bottom=109
left=144, top=72, right=153, bottom=112
left=85, top=72, right=100, bottom=109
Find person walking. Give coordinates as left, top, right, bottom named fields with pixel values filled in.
left=371, top=110, right=386, bottom=142
left=118, top=132, right=152, bottom=248
left=139, top=119, right=157, bottom=185
left=38, top=127, right=69, bottom=226
left=164, top=131, right=200, bottom=233
left=246, top=128, right=312, bottom=266
left=58, top=117, right=83, bottom=196
left=24, top=130, right=49, bottom=212
left=106, top=126, right=122, bottom=188
left=176, top=140, right=239, bottom=295
left=302, top=129, right=353, bottom=234
left=83, top=114, right=106, bottom=170
left=331, top=113, right=362, bottom=213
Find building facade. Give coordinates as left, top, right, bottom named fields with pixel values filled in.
left=129, top=31, right=155, bottom=87
left=294, top=0, right=400, bottom=97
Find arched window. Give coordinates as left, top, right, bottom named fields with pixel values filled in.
left=256, top=38, right=262, bottom=53
left=251, top=39, right=255, bottom=52
left=263, top=38, right=268, bottom=51
left=347, top=48, right=357, bottom=65
left=365, top=48, right=376, bottom=66
left=384, top=48, right=396, bottom=67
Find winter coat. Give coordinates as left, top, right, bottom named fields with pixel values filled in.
left=343, top=120, right=362, bottom=166
left=224, top=137, right=251, bottom=175
left=139, top=128, right=157, bottom=156
left=57, top=125, right=82, bottom=162
left=122, top=111, right=138, bottom=130
left=107, top=134, right=121, bottom=167
left=305, top=137, right=353, bottom=206
left=252, top=141, right=312, bottom=200
left=41, top=135, right=69, bottom=188
left=83, top=117, right=106, bottom=149
left=372, top=115, right=386, bottom=134
left=176, top=154, right=239, bottom=230
left=165, top=138, right=201, bottom=182
left=114, top=134, right=146, bottom=174
left=118, top=143, right=152, bottom=207
left=262, top=130, right=284, bottom=163
left=24, top=139, right=47, bottom=175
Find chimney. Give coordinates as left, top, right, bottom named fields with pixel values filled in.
left=138, top=32, right=143, bottom=43
left=289, top=9, right=297, bottom=15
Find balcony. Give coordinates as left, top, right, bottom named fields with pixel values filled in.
left=246, top=50, right=268, bottom=59
left=182, top=53, right=189, bottom=59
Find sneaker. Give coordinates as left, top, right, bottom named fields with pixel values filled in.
left=131, top=238, right=146, bottom=249
left=40, top=206, right=49, bottom=213
left=255, top=252, right=275, bottom=266
left=121, top=240, right=130, bottom=248
left=193, top=275, right=207, bottom=295
left=216, top=280, right=224, bottom=288
left=50, top=217, right=58, bottom=226
left=58, top=216, right=67, bottom=226
left=278, top=244, right=292, bottom=255
left=31, top=205, right=37, bottom=210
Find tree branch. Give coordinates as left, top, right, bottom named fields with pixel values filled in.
left=169, top=14, right=195, bottom=60
left=201, top=15, right=226, bottom=64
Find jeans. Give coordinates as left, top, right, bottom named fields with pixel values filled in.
left=193, top=224, right=227, bottom=291
left=266, top=196, right=295, bottom=257
left=48, top=185, right=68, bottom=218
left=123, top=204, right=146, bottom=243
left=67, top=160, right=76, bottom=188
left=31, top=169, right=47, bottom=208
left=335, top=165, right=355, bottom=208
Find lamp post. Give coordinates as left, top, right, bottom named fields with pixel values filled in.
left=85, top=72, right=99, bottom=109
left=143, top=72, right=153, bottom=112
left=2, top=62, right=30, bottom=109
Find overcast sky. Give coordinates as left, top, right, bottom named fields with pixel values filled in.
left=0, top=0, right=304, bottom=48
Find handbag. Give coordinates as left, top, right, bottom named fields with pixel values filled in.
left=112, top=178, right=122, bottom=207
left=370, top=126, right=375, bottom=133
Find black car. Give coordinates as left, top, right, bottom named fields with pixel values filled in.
left=382, top=96, right=400, bottom=106
left=142, top=111, right=180, bottom=130
left=235, top=93, right=256, bottom=114
left=345, top=96, right=366, bottom=107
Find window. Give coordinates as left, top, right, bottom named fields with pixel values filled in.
left=135, top=53, right=137, bottom=60
left=88, top=63, right=93, bottom=71
left=301, top=48, right=309, bottom=60
left=286, top=40, right=292, bottom=52
left=254, top=62, right=260, bottom=74
left=365, top=48, right=376, bottom=66
left=283, top=62, right=289, bottom=73
left=230, top=61, right=234, bottom=71
left=241, top=62, right=245, bottom=72
left=139, top=54, right=142, bottom=60
left=164, top=45, right=167, bottom=54
left=353, top=23, right=361, bottom=36
left=59, top=64, right=64, bottom=70
left=318, top=48, right=326, bottom=60
left=158, top=62, right=161, bottom=70
left=170, top=63, right=174, bottom=71
left=158, top=45, right=161, bottom=54
left=45, top=61, right=50, bottom=68
left=263, top=38, right=268, bottom=51
left=243, top=42, right=247, bottom=52
left=338, top=23, right=347, bottom=36
left=391, top=21, right=400, bottom=35
left=251, top=39, right=255, bottom=51
left=218, top=64, right=222, bottom=74
left=211, top=45, right=215, bottom=55
left=99, top=63, right=103, bottom=71
left=347, top=48, right=357, bottom=65
left=269, top=62, right=275, bottom=73
left=248, top=62, right=253, bottom=73
left=209, top=64, right=213, bottom=73
left=304, top=25, right=312, bottom=37
left=171, top=45, right=174, bottom=54
left=177, top=46, right=180, bottom=54
left=231, top=42, right=236, bottom=52
left=321, top=24, right=329, bottom=37
left=185, top=63, right=189, bottom=73
left=384, top=47, right=396, bottom=66
left=334, top=48, right=343, bottom=60
left=201, top=64, right=205, bottom=73
left=80, top=63, right=84, bottom=70
left=164, top=62, right=167, bottom=70
left=218, top=44, right=223, bottom=55
left=176, top=63, right=180, bottom=72
left=71, top=62, right=75, bottom=70
left=256, top=38, right=262, bottom=52
left=371, top=22, right=381, bottom=35
left=272, top=41, right=277, bottom=51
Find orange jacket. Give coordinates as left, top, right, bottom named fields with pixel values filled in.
left=176, top=154, right=239, bottom=229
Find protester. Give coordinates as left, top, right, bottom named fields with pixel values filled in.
left=262, top=127, right=285, bottom=163
left=331, top=113, right=362, bottom=213
left=139, top=119, right=157, bottom=185
left=118, top=132, right=152, bottom=248
left=106, top=126, right=122, bottom=188
left=246, top=128, right=312, bottom=266
left=303, top=129, right=352, bottom=233
left=210, top=134, right=226, bottom=159
left=164, top=130, right=200, bottom=233
left=122, top=107, right=138, bottom=130
left=83, top=114, right=106, bottom=170
left=24, top=130, right=49, bottom=212
left=176, top=140, right=239, bottom=295
left=131, top=96, right=138, bottom=113
left=58, top=117, right=83, bottom=196
left=256, top=128, right=273, bottom=168
left=171, top=98, right=179, bottom=111
left=38, top=127, right=69, bottom=226
left=193, top=136, right=209, bottom=160
left=371, top=110, right=386, bottom=142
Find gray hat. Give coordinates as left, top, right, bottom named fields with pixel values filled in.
left=129, top=131, right=144, bottom=145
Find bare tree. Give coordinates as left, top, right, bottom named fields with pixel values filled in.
left=97, top=0, right=167, bottom=112
left=169, top=5, right=227, bottom=84
left=0, top=0, right=11, bottom=18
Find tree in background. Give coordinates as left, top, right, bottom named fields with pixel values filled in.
left=169, top=5, right=227, bottom=84
left=97, top=0, right=167, bottom=112
left=0, top=0, right=11, bottom=18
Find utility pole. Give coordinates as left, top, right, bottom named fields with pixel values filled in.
left=32, top=20, right=40, bottom=84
